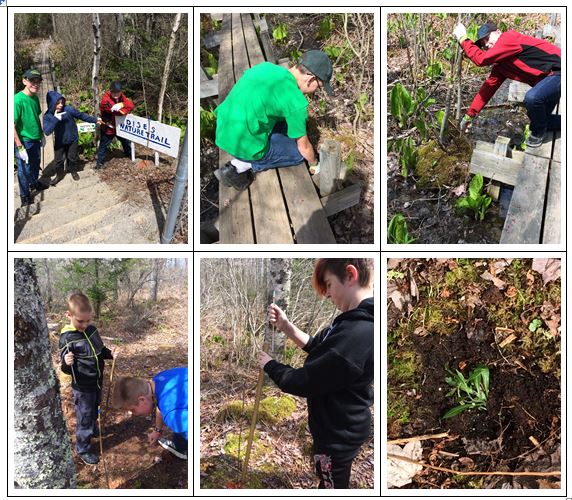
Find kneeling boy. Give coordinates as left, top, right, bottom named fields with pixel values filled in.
left=113, top=367, right=188, bottom=459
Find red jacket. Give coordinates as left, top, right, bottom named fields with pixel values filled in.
left=461, top=30, right=561, bottom=116
left=99, top=90, right=135, bottom=135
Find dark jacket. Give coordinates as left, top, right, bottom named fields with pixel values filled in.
left=461, top=31, right=561, bottom=116
left=99, top=90, right=135, bottom=136
left=264, top=297, right=374, bottom=453
left=43, top=91, right=98, bottom=148
left=59, top=324, right=113, bottom=392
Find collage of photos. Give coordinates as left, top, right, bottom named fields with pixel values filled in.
left=5, top=3, right=565, bottom=498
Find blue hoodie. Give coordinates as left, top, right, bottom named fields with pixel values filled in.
left=43, top=91, right=98, bottom=148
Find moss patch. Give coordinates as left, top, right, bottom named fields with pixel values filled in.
left=415, top=140, right=469, bottom=189
left=223, top=431, right=272, bottom=462
left=217, top=395, right=297, bottom=424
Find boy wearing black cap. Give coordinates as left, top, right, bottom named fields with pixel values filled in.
left=214, top=50, right=333, bottom=191
left=453, top=22, right=561, bottom=147
left=14, top=68, right=48, bottom=206
left=95, top=81, right=135, bottom=168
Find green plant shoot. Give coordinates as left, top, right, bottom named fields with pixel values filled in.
left=443, top=364, right=490, bottom=419
left=388, top=214, right=416, bottom=244
left=272, top=23, right=289, bottom=43
left=455, top=174, right=492, bottom=221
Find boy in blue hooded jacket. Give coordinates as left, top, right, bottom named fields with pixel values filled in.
left=43, top=91, right=103, bottom=185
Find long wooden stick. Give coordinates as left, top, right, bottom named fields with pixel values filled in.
left=99, top=355, right=116, bottom=489
left=387, top=453, right=561, bottom=477
left=387, top=432, right=450, bottom=444
left=240, top=367, right=265, bottom=483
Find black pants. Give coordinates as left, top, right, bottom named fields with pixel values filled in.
left=314, top=448, right=359, bottom=489
left=54, top=141, right=80, bottom=175
left=73, top=388, right=101, bottom=454
left=97, top=133, right=132, bottom=165
left=173, top=432, right=188, bottom=453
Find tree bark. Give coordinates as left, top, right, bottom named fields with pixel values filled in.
left=91, top=14, right=101, bottom=116
left=150, top=260, right=164, bottom=302
left=14, top=259, right=76, bottom=489
left=115, top=13, right=124, bottom=58
left=42, top=260, right=53, bottom=311
left=264, top=259, right=292, bottom=357
left=155, top=12, right=182, bottom=166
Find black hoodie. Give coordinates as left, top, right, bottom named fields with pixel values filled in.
left=59, top=324, right=113, bottom=392
left=264, top=297, right=374, bottom=453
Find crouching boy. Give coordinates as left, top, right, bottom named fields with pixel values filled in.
left=113, top=367, right=188, bottom=460
left=58, top=292, right=117, bottom=465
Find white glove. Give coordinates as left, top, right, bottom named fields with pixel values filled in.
left=54, top=111, right=67, bottom=121
left=453, top=23, right=467, bottom=42
left=40, top=136, right=46, bottom=147
left=309, top=162, right=320, bottom=175
left=16, top=147, right=29, bottom=163
left=460, top=114, right=473, bottom=133
left=111, top=102, right=124, bottom=112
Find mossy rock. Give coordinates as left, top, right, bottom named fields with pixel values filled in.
left=217, top=395, right=297, bottom=424
left=415, top=140, right=469, bottom=188
left=223, top=431, right=272, bottom=462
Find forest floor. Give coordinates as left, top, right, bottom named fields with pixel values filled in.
left=199, top=340, right=374, bottom=489
left=48, top=293, right=188, bottom=489
left=200, top=13, right=374, bottom=244
left=387, top=258, right=561, bottom=489
left=387, top=14, right=553, bottom=244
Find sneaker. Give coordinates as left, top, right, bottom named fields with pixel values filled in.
left=94, top=163, right=104, bottom=170
left=526, top=133, right=545, bottom=148
left=158, top=438, right=187, bottom=460
left=216, top=162, right=254, bottom=191
left=50, top=172, right=66, bottom=186
left=32, top=182, right=49, bottom=192
left=71, top=171, right=80, bottom=181
left=79, top=452, right=99, bottom=465
left=20, top=196, right=32, bottom=207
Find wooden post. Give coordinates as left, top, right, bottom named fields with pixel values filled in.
left=488, top=136, right=511, bottom=200
left=319, top=139, right=342, bottom=197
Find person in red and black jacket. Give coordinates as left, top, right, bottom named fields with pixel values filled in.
left=453, top=22, right=561, bottom=148
left=95, top=81, right=135, bottom=168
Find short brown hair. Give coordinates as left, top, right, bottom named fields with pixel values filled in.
left=112, top=377, right=151, bottom=408
left=67, top=292, right=92, bottom=315
left=312, top=258, right=373, bottom=296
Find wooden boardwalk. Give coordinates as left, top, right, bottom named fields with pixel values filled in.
left=216, top=13, right=336, bottom=244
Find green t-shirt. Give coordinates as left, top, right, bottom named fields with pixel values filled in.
left=14, top=90, right=42, bottom=142
left=214, top=62, right=308, bottom=160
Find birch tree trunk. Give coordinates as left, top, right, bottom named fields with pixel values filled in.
left=263, top=259, right=292, bottom=357
left=91, top=14, right=101, bottom=117
left=115, top=13, right=124, bottom=58
left=155, top=12, right=182, bottom=166
left=14, top=259, right=76, bottom=489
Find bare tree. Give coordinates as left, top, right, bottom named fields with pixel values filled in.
left=91, top=13, right=101, bottom=115
left=155, top=12, right=182, bottom=166
left=14, top=259, right=76, bottom=489
left=150, top=259, right=165, bottom=302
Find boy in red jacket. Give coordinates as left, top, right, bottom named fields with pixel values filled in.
left=95, top=81, right=135, bottom=168
left=454, top=22, right=560, bottom=147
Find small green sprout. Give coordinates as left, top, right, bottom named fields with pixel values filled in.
left=442, top=364, right=490, bottom=419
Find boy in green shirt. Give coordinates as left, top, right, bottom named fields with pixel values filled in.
left=214, top=50, right=333, bottom=191
left=14, top=68, right=48, bottom=206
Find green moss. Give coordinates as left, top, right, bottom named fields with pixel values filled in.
left=223, top=431, right=272, bottom=462
left=415, top=140, right=469, bottom=188
left=218, top=395, right=296, bottom=424
left=387, top=395, right=410, bottom=424
left=258, top=395, right=296, bottom=423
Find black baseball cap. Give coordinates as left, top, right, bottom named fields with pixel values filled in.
left=300, top=50, right=333, bottom=95
left=110, top=81, right=123, bottom=92
left=23, top=68, right=42, bottom=82
left=476, top=22, right=498, bottom=47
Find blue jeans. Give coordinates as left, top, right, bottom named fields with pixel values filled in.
left=249, top=122, right=304, bottom=172
left=15, top=140, right=41, bottom=200
left=524, top=73, right=561, bottom=136
left=96, top=133, right=132, bottom=165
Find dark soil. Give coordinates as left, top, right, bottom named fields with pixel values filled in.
left=48, top=294, right=188, bottom=489
left=387, top=258, right=561, bottom=489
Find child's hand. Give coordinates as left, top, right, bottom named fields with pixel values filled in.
left=112, top=346, right=120, bottom=359
left=268, top=303, right=289, bottom=331
left=148, top=429, right=161, bottom=445
left=96, top=118, right=104, bottom=126
left=64, top=352, right=74, bottom=366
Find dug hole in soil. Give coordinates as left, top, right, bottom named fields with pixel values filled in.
left=387, top=258, right=561, bottom=489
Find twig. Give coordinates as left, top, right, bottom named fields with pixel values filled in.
left=388, top=432, right=450, bottom=445
left=387, top=453, right=561, bottom=477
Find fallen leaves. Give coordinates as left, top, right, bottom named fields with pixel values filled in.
left=532, top=259, right=561, bottom=286
left=387, top=441, right=423, bottom=488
